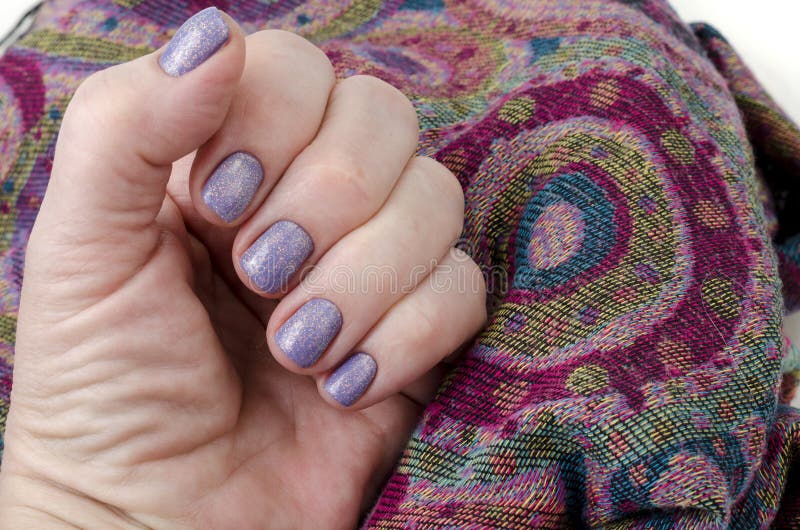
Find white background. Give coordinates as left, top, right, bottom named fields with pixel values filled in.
left=1, top=1, right=799, bottom=406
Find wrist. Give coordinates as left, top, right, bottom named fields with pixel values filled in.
left=0, top=472, right=148, bottom=529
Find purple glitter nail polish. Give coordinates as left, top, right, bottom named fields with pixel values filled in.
left=159, top=7, right=229, bottom=77
left=202, top=152, right=263, bottom=222
left=324, top=353, right=377, bottom=407
left=240, top=220, right=313, bottom=294
left=276, top=298, right=342, bottom=368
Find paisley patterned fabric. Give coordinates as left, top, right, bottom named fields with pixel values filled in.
left=0, top=0, right=798, bottom=527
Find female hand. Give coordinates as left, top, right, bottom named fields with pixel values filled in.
left=0, top=8, right=485, bottom=529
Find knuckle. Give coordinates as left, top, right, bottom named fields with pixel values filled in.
left=72, top=71, right=100, bottom=105
left=312, top=157, right=373, bottom=203
left=64, top=68, right=129, bottom=144
left=253, top=30, right=335, bottom=82
left=443, top=250, right=487, bottom=328
left=341, top=75, right=419, bottom=132
left=69, top=69, right=112, bottom=118
left=460, top=252, right=488, bottom=302
left=412, top=156, right=465, bottom=239
left=417, top=156, right=465, bottom=208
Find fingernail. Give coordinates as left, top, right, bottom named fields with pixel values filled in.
left=276, top=298, right=342, bottom=368
left=202, top=152, right=263, bottom=222
left=159, top=7, right=229, bottom=77
left=240, top=220, right=313, bottom=294
left=324, top=353, right=377, bottom=407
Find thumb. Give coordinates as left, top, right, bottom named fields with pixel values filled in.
left=26, top=8, right=245, bottom=301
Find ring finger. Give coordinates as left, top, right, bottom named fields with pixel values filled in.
left=266, top=156, right=465, bottom=374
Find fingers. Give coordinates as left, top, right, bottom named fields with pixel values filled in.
left=319, top=249, right=487, bottom=409
left=233, top=75, right=420, bottom=295
left=266, top=156, right=465, bottom=372
left=188, top=30, right=335, bottom=225
left=29, top=8, right=246, bottom=299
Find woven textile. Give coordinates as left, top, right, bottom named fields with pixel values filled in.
left=0, top=0, right=799, bottom=527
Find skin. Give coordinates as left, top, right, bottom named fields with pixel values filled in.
left=0, top=12, right=486, bottom=530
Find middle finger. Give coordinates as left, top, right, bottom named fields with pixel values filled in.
left=234, top=74, right=420, bottom=296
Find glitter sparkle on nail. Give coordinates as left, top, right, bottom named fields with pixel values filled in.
left=324, top=353, right=377, bottom=407
left=159, top=7, right=229, bottom=77
left=202, top=152, right=263, bottom=222
left=240, top=220, right=314, bottom=294
left=275, top=298, right=342, bottom=368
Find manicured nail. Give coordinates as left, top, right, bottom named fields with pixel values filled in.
left=159, top=7, right=229, bottom=77
left=240, top=220, right=313, bottom=294
left=324, top=353, right=377, bottom=407
left=276, top=298, right=342, bottom=368
left=202, top=152, right=263, bottom=222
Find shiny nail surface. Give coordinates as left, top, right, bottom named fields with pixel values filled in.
left=240, top=220, right=313, bottom=294
left=202, top=152, right=263, bottom=222
left=324, top=353, right=377, bottom=407
left=276, top=299, right=342, bottom=368
left=159, top=7, right=229, bottom=77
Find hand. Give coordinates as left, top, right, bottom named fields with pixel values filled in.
left=0, top=8, right=485, bottom=529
